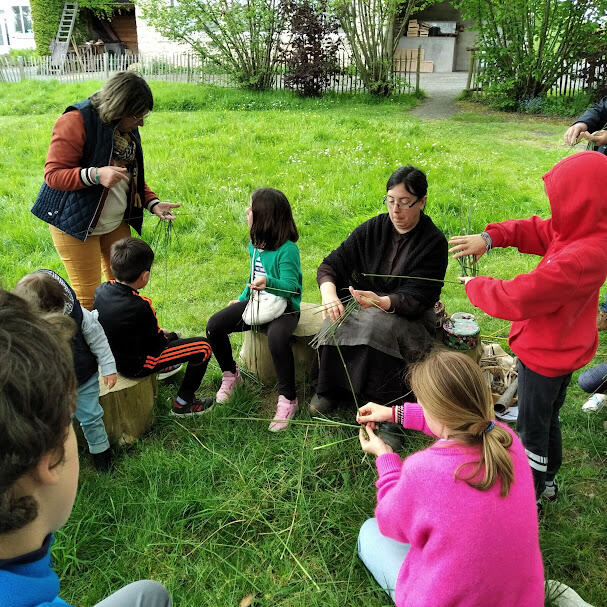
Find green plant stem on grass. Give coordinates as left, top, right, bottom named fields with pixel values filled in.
left=361, top=272, right=463, bottom=285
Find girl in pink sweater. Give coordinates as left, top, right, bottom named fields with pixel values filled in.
left=357, top=350, right=544, bottom=607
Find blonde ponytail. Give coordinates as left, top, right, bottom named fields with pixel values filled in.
left=455, top=422, right=514, bottom=497
left=409, top=350, right=515, bottom=497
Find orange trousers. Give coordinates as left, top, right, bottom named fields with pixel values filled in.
left=50, top=222, right=131, bottom=310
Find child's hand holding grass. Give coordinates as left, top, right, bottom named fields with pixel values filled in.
left=356, top=402, right=392, bottom=429
left=249, top=276, right=267, bottom=291
left=359, top=424, right=393, bottom=457
left=458, top=276, right=476, bottom=286
left=448, top=234, right=487, bottom=260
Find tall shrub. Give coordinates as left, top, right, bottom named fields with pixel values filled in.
left=332, top=0, right=426, bottom=96
left=455, top=0, right=607, bottom=108
left=579, top=40, right=607, bottom=101
left=282, top=0, right=340, bottom=97
left=139, top=0, right=286, bottom=90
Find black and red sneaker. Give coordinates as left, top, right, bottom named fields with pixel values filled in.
left=170, top=397, right=214, bottom=416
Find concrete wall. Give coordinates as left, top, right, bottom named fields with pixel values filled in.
left=455, top=19, right=476, bottom=72
left=398, top=36, right=456, bottom=72
left=135, top=5, right=189, bottom=56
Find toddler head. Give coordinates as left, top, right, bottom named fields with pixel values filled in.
left=13, top=270, right=71, bottom=314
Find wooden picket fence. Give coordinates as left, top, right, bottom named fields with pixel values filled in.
left=0, top=51, right=418, bottom=95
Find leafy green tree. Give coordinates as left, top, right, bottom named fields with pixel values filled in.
left=332, top=0, right=427, bottom=96
left=139, top=0, right=286, bottom=90
left=455, top=0, right=607, bottom=107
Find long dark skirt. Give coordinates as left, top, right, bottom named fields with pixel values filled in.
left=312, top=307, right=435, bottom=406
left=312, top=344, right=412, bottom=406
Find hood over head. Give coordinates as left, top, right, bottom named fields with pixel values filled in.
left=543, top=151, right=607, bottom=243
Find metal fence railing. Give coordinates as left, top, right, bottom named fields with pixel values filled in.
left=0, top=51, right=419, bottom=95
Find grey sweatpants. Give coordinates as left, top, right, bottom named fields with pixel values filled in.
left=94, top=581, right=171, bottom=607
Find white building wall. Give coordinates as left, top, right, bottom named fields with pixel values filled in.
left=134, top=5, right=190, bottom=56
left=0, top=0, right=35, bottom=54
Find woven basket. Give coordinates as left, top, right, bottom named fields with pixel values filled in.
left=434, top=300, right=447, bottom=329
left=482, top=364, right=518, bottom=404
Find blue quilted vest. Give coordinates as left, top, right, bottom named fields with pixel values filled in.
left=31, top=99, right=146, bottom=241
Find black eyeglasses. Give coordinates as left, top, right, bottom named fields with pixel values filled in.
left=384, top=195, right=420, bottom=210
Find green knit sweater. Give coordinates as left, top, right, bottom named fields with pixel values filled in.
left=238, top=241, right=303, bottom=311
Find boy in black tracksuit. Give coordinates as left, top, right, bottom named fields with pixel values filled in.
left=95, top=237, right=213, bottom=415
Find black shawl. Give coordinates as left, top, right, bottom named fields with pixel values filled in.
left=318, top=213, right=448, bottom=318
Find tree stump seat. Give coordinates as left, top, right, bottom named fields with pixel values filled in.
left=75, top=372, right=157, bottom=448
left=239, top=301, right=323, bottom=385
left=238, top=301, right=483, bottom=389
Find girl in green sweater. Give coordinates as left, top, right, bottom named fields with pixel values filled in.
left=206, top=188, right=303, bottom=431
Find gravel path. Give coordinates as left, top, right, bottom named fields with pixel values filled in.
left=409, top=72, right=469, bottom=120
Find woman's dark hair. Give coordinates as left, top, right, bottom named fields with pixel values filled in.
left=0, top=290, right=76, bottom=533
left=386, top=165, right=428, bottom=198
left=90, top=71, right=154, bottom=123
left=250, top=188, right=299, bottom=250
left=110, top=237, right=155, bottom=283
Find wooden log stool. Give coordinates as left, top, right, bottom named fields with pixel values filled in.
left=239, top=302, right=323, bottom=385
left=75, top=372, right=157, bottom=448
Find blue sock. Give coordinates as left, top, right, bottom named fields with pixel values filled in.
left=175, top=396, right=187, bottom=406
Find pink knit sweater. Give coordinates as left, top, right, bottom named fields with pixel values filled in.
left=375, top=403, right=544, bottom=607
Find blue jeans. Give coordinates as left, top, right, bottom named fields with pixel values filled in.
left=357, top=518, right=410, bottom=602
left=75, top=372, right=110, bottom=454
left=601, top=293, right=607, bottom=313
left=94, top=580, right=171, bottom=607
left=578, top=362, right=607, bottom=394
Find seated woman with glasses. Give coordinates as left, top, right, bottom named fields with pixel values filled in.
left=310, top=166, right=448, bottom=419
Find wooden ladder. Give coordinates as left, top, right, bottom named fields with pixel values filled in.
left=50, top=2, right=79, bottom=69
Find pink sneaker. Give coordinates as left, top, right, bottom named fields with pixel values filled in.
left=269, top=395, right=298, bottom=432
left=216, top=367, right=241, bottom=403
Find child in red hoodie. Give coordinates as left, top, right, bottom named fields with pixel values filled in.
left=449, top=151, right=607, bottom=504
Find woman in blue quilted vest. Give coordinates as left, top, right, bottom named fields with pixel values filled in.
left=31, top=71, right=178, bottom=309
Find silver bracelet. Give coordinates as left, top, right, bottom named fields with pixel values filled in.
left=480, top=232, right=492, bottom=253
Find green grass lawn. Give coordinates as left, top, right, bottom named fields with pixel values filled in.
left=1, top=81, right=605, bottom=606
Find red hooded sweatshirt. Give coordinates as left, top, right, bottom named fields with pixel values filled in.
left=465, top=151, right=607, bottom=377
